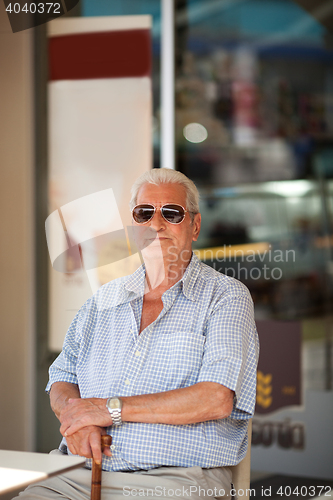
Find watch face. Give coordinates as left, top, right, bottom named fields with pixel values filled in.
left=109, top=398, right=122, bottom=410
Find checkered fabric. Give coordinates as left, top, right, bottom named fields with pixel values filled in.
left=46, top=253, right=259, bottom=472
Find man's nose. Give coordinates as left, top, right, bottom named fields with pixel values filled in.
left=149, top=208, right=166, bottom=230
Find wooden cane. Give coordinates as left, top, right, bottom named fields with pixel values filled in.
left=91, top=434, right=112, bottom=500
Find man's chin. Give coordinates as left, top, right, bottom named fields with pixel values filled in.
left=141, top=244, right=164, bottom=259
left=141, top=241, right=172, bottom=260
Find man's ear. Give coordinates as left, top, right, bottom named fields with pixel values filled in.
left=192, top=213, right=201, bottom=242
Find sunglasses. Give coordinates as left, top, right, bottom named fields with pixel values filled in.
left=132, top=203, right=191, bottom=225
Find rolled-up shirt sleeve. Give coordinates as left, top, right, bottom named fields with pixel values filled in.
left=45, top=304, right=87, bottom=393
left=198, top=291, right=259, bottom=419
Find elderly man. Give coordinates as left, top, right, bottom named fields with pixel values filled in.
left=17, top=168, right=259, bottom=500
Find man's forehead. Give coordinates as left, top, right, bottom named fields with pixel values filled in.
left=137, top=182, right=187, bottom=203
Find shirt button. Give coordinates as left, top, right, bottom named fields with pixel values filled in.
left=125, top=379, right=130, bottom=385
left=135, top=351, right=140, bottom=357
left=110, top=444, right=116, bottom=451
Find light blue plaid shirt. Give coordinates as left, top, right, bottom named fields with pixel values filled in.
left=47, top=253, right=259, bottom=472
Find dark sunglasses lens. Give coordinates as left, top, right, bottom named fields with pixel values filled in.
left=161, top=204, right=185, bottom=223
left=133, top=205, right=155, bottom=223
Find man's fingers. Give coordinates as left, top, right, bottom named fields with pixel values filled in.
left=90, top=431, right=103, bottom=464
left=63, top=425, right=111, bottom=462
left=80, top=440, right=93, bottom=459
left=62, top=423, right=78, bottom=437
left=60, top=423, right=69, bottom=436
left=65, top=426, right=104, bottom=460
left=60, top=420, right=82, bottom=436
left=66, top=439, right=78, bottom=457
left=103, top=445, right=112, bottom=458
left=61, top=414, right=93, bottom=436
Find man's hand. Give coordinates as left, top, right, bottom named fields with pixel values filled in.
left=60, top=398, right=111, bottom=437
left=49, top=384, right=112, bottom=463
left=65, top=425, right=112, bottom=464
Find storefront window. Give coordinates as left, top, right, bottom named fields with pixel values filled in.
left=176, top=0, right=333, bottom=482
left=175, top=0, right=333, bottom=185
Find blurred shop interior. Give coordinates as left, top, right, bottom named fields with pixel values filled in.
left=0, top=0, right=333, bottom=495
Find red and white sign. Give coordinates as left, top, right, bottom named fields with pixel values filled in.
left=47, top=16, right=152, bottom=351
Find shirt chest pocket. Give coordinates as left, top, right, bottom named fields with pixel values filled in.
left=145, top=330, right=206, bottom=391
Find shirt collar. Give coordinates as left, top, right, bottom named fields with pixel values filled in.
left=121, top=252, right=201, bottom=303
left=123, top=261, right=146, bottom=299
left=179, top=252, right=201, bottom=302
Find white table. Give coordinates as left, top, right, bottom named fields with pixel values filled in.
left=0, top=449, right=85, bottom=495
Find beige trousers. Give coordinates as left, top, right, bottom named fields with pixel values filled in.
left=13, top=450, right=233, bottom=500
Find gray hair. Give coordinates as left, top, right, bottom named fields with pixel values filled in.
left=130, top=169, right=200, bottom=216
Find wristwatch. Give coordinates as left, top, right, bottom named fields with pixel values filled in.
left=106, top=397, right=123, bottom=426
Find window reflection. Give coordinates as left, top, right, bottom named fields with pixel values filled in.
left=175, top=0, right=333, bottom=185
left=194, top=180, right=333, bottom=321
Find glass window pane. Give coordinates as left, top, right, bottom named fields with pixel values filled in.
left=175, top=0, right=333, bottom=185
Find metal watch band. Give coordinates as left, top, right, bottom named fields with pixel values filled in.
left=111, top=409, right=122, bottom=426
left=106, top=397, right=123, bottom=426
